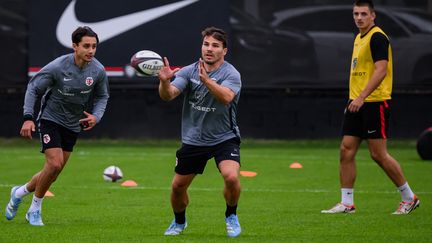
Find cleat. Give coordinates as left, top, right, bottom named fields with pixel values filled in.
left=26, top=210, right=44, bottom=226
left=321, top=203, right=356, bottom=214
left=5, top=186, right=23, bottom=220
left=164, top=219, right=187, bottom=235
left=225, top=214, right=241, bottom=238
left=393, top=195, right=420, bottom=215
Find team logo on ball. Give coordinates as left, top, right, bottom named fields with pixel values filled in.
left=43, top=134, right=51, bottom=144
left=85, top=77, right=94, bottom=86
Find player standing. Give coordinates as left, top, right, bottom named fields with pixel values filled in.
left=322, top=0, right=419, bottom=214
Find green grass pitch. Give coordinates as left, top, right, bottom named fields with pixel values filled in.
left=0, top=139, right=431, bottom=242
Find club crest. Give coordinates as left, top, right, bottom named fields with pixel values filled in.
left=352, top=58, right=358, bottom=70
left=85, top=77, right=94, bottom=86
left=43, top=134, right=51, bottom=144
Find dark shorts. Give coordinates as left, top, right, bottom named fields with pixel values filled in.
left=38, top=119, right=79, bottom=153
left=342, top=100, right=390, bottom=139
left=174, top=137, right=241, bottom=175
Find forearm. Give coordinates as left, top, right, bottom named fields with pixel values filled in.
left=359, top=61, right=387, bottom=100
left=92, top=95, right=109, bottom=123
left=158, top=81, right=178, bottom=101
left=202, top=78, right=234, bottom=105
left=23, top=86, right=39, bottom=118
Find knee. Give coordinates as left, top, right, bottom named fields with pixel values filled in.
left=46, top=160, right=64, bottom=175
left=340, top=144, right=354, bottom=163
left=171, top=181, right=188, bottom=194
left=223, top=173, right=239, bottom=187
left=370, top=152, right=387, bottom=163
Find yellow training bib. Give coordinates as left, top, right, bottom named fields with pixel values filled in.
left=349, top=26, right=392, bottom=101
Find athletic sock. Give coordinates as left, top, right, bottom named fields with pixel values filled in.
left=341, top=188, right=354, bottom=206
left=15, top=183, right=31, bottom=198
left=28, top=195, right=43, bottom=212
left=225, top=204, right=237, bottom=218
left=398, top=182, right=415, bottom=203
left=174, top=210, right=186, bottom=224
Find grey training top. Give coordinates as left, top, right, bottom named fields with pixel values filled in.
left=23, top=53, right=109, bottom=133
left=171, top=61, right=241, bottom=146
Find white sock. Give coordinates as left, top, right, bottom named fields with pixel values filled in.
left=28, top=195, right=44, bottom=212
left=398, top=182, right=415, bottom=203
left=341, top=188, right=354, bottom=206
left=15, top=183, right=31, bottom=198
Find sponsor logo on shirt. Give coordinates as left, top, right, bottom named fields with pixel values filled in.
left=58, top=85, right=75, bottom=96
left=189, top=101, right=216, bottom=112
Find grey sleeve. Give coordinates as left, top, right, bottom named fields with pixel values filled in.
left=221, top=70, right=241, bottom=95
left=91, top=72, right=110, bottom=123
left=171, top=69, right=190, bottom=92
left=23, top=69, right=54, bottom=118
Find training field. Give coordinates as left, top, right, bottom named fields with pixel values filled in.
left=0, top=139, right=431, bottom=242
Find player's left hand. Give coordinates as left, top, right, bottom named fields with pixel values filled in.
left=198, top=58, right=210, bottom=83
left=348, top=97, right=364, bottom=113
left=79, top=111, right=97, bottom=131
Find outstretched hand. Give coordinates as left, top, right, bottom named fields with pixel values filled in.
left=198, top=58, right=210, bottom=84
left=79, top=111, right=97, bottom=131
left=158, top=57, right=180, bottom=82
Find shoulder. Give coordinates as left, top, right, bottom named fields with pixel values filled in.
left=370, top=30, right=390, bottom=51
left=89, top=57, right=106, bottom=71
left=38, top=54, right=70, bottom=75
left=221, top=61, right=241, bottom=78
left=177, top=62, right=198, bottom=75
left=47, top=54, right=71, bottom=67
left=371, top=32, right=389, bottom=43
left=370, top=26, right=389, bottom=42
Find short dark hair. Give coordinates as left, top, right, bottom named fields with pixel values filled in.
left=71, top=26, right=99, bottom=45
left=354, top=0, right=375, bottom=10
left=201, top=27, right=227, bottom=48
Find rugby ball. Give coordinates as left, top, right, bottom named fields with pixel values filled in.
left=130, top=50, right=164, bottom=76
left=103, top=165, right=123, bottom=182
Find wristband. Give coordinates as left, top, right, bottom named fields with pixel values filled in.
left=23, top=114, right=33, bottom=121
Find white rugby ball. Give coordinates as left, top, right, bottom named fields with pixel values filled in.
left=130, top=50, right=164, bottom=76
left=103, top=165, right=123, bottom=182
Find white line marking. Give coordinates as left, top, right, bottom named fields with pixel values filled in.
left=0, top=184, right=430, bottom=194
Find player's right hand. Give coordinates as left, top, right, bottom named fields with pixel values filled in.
left=20, top=120, right=35, bottom=139
left=158, top=57, right=180, bottom=82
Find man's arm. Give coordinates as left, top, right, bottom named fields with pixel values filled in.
left=348, top=33, right=389, bottom=113
left=91, top=72, right=110, bottom=123
left=348, top=60, right=387, bottom=113
left=159, top=79, right=181, bottom=101
left=21, top=70, right=54, bottom=138
left=158, top=57, right=181, bottom=101
left=198, top=59, right=235, bottom=105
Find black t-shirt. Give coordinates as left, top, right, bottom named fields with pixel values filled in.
left=370, top=31, right=389, bottom=62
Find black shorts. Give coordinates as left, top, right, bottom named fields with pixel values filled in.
left=174, top=137, right=241, bottom=175
left=38, top=119, right=79, bottom=153
left=342, top=100, right=390, bottom=139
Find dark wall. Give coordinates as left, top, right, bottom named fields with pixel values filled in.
left=0, top=0, right=27, bottom=88
left=1, top=0, right=431, bottom=139
left=2, top=88, right=431, bottom=139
